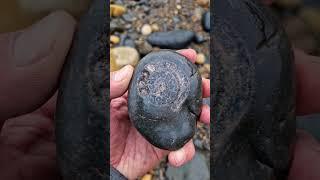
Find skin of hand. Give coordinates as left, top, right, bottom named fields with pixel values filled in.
left=0, top=11, right=76, bottom=179
left=288, top=49, right=320, bottom=180
left=110, top=49, right=211, bottom=179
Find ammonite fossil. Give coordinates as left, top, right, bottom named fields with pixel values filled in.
left=55, top=0, right=108, bottom=179
left=128, top=50, right=202, bottom=150
left=212, top=0, right=295, bottom=180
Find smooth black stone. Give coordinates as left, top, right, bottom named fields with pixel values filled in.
left=55, top=0, right=108, bottom=179
left=128, top=50, right=202, bottom=150
left=212, top=0, right=295, bottom=180
left=202, top=11, right=210, bottom=32
left=147, top=30, right=195, bottom=49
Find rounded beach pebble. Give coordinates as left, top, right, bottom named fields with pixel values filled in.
left=128, top=50, right=202, bottom=150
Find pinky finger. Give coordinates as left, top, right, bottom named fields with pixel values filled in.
left=168, top=140, right=195, bottom=167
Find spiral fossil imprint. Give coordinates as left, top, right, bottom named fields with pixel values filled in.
left=128, top=50, right=202, bottom=151
left=211, top=0, right=295, bottom=180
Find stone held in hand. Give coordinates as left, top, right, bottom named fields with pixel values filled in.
left=147, top=30, right=195, bottom=49
left=128, top=50, right=202, bottom=150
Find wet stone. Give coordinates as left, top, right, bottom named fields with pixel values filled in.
left=128, top=50, right=202, bottom=150
left=111, top=46, right=139, bottom=69
left=194, top=34, right=207, bottom=44
left=147, top=30, right=195, bottom=49
left=202, top=11, right=210, bottom=32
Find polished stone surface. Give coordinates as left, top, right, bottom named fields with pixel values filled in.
left=128, top=50, right=202, bottom=150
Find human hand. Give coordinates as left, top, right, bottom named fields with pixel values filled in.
left=110, top=49, right=210, bottom=179
left=288, top=49, right=320, bottom=180
left=0, top=11, right=75, bottom=179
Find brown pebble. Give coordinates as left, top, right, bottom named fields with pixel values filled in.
left=196, top=53, right=206, bottom=64
left=196, top=0, right=210, bottom=8
left=110, top=4, right=126, bottom=17
left=141, top=174, right=152, bottom=180
left=110, top=35, right=120, bottom=44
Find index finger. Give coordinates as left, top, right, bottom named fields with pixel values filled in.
left=177, top=49, right=210, bottom=98
left=177, top=49, right=197, bottom=63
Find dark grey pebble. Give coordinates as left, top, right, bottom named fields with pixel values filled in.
left=128, top=50, right=202, bottom=150
left=202, top=11, right=210, bottom=32
left=119, top=34, right=135, bottom=48
left=147, top=30, right=195, bottom=49
left=194, top=34, right=207, bottom=44
left=122, top=13, right=136, bottom=22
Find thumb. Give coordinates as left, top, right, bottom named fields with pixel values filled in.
left=110, top=65, right=134, bottom=99
left=0, top=11, right=76, bottom=123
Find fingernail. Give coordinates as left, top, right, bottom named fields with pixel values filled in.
left=13, top=13, right=61, bottom=67
left=174, top=149, right=185, bottom=166
left=111, top=65, right=132, bottom=82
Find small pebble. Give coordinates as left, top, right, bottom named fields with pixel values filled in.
left=147, top=30, right=195, bottom=49
left=202, top=12, right=210, bottom=32
left=111, top=47, right=140, bottom=69
left=110, top=53, right=118, bottom=72
left=194, top=139, right=204, bottom=149
left=196, top=0, right=210, bottom=8
left=204, top=63, right=210, bottom=72
left=193, top=7, right=204, bottom=22
left=141, top=174, right=153, bottom=180
left=122, top=13, right=136, bottom=22
left=141, top=24, right=152, bottom=35
left=176, top=5, right=182, bottom=10
left=110, top=35, right=120, bottom=44
left=194, top=34, right=206, bottom=44
left=151, top=24, right=160, bottom=32
left=196, top=53, right=206, bottom=64
left=110, top=4, right=126, bottom=17
left=136, top=41, right=153, bottom=55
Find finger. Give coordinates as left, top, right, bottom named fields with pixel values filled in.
left=294, top=49, right=320, bottom=115
left=199, top=104, right=210, bottom=124
left=110, top=65, right=134, bottom=99
left=168, top=140, right=195, bottom=167
left=177, top=49, right=197, bottom=63
left=36, top=91, right=58, bottom=120
left=0, top=11, right=76, bottom=124
left=202, top=78, right=210, bottom=98
left=288, top=130, right=320, bottom=180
